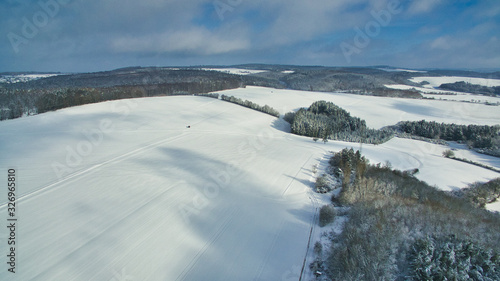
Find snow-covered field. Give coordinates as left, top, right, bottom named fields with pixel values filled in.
left=384, top=84, right=500, bottom=103
left=0, top=96, right=327, bottom=280
left=0, top=74, right=59, bottom=84
left=200, top=68, right=268, bottom=75
left=410, top=76, right=500, bottom=88
left=378, top=68, right=427, bottom=73
left=1, top=87, right=499, bottom=280
left=217, top=86, right=500, bottom=129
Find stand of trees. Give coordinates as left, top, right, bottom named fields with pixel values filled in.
left=439, top=81, right=500, bottom=96
left=396, top=120, right=500, bottom=150
left=314, top=148, right=500, bottom=281
left=220, top=95, right=280, bottom=117
left=284, top=101, right=393, bottom=144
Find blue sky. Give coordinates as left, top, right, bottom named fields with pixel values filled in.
left=1, top=0, right=499, bottom=72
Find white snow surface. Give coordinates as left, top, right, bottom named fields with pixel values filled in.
left=0, top=74, right=59, bottom=84
left=1, top=88, right=499, bottom=280
left=410, top=76, right=500, bottom=88
left=384, top=84, right=500, bottom=103
left=200, top=68, right=268, bottom=75
left=487, top=201, right=500, bottom=213
left=217, top=86, right=500, bottom=129
left=0, top=96, right=324, bottom=281
left=378, top=68, right=427, bottom=73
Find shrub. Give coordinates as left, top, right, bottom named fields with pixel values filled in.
left=315, top=174, right=330, bottom=193
left=460, top=178, right=500, bottom=208
left=443, top=149, right=455, bottom=158
left=319, top=205, right=336, bottom=227
left=314, top=241, right=323, bottom=255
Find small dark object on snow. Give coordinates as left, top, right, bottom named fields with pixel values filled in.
left=186, top=126, right=191, bottom=128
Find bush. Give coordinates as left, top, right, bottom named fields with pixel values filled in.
left=315, top=174, right=330, bottom=193
left=314, top=241, right=323, bottom=255
left=460, top=178, right=500, bottom=208
left=319, top=205, right=336, bottom=227
left=443, top=149, right=455, bottom=158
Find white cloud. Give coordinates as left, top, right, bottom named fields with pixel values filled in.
left=247, top=0, right=387, bottom=47
left=429, top=36, right=453, bottom=50
left=111, top=27, right=250, bottom=55
left=408, top=0, right=443, bottom=14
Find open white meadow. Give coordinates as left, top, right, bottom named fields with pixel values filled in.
left=1, top=87, right=498, bottom=280
left=384, top=84, right=500, bottom=104
left=200, top=68, right=268, bottom=75
left=218, top=86, right=500, bottom=129
left=409, top=76, right=500, bottom=88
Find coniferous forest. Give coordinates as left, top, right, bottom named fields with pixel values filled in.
left=395, top=120, right=500, bottom=154
left=284, top=100, right=393, bottom=144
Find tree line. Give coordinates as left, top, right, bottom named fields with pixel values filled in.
left=439, top=81, right=500, bottom=96
left=220, top=95, right=280, bottom=117
left=395, top=120, right=500, bottom=150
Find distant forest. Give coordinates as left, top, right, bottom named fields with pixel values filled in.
left=439, top=81, right=500, bottom=96
left=0, top=66, right=429, bottom=121
left=0, top=69, right=245, bottom=120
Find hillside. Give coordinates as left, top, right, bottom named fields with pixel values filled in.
left=1, top=85, right=499, bottom=280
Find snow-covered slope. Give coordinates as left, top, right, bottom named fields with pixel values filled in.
left=200, top=68, right=268, bottom=75
left=384, top=84, right=500, bottom=103
left=0, top=90, right=498, bottom=280
left=0, top=74, right=59, bottom=84
left=410, top=76, right=500, bottom=88
left=217, top=86, right=500, bottom=129
left=0, top=96, right=330, bottom=280
left=378, top=68, right=427, bottom=73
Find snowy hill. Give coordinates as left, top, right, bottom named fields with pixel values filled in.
left=0, top=87, right=499, bottom=280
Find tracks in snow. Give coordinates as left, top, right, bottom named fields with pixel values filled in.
left=175, top=206, right=241, bottom=281
left=0, top=132, right=188, bottom=209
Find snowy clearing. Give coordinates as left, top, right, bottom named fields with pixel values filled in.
left=487, top=201, right=500, bottom=213
left=385, top=84, right=460, bottom=94
left=0, top=89, right=499, bottom=280
left=378, top=68, right=427, bottom=73
left=0, top=74, right=60, bottom=84
left=0, top=96, right=326, bottom=280
left=410, top=76, right=500, bottom=88
left=216, top=86, right=500, bottom=129
left=200, top=68, right=268, bottom=75
left=384, top=84, right=500, bottom=103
